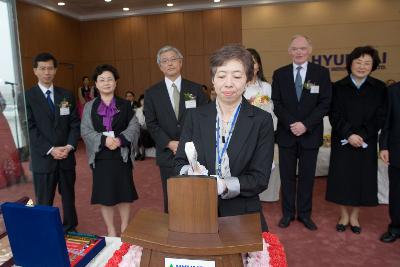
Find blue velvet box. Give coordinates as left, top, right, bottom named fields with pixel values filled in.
left=1, top=202, right=105, bottom=267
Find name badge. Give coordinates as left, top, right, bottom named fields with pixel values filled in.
left=185, top=100, right=196, bottom=109
left=60, top=107, right=70, bottom=116
left=310, top=85, right=319, bottom=94
left=102, top=131, right=115, bottom=138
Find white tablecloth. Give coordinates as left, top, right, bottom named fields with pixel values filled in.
left=87, top=237, right=122, bottom=266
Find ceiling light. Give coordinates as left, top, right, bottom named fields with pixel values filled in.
left=57, top=2, right=65, bottom=6
left=105, top=0, right=112, bottom=2
left=123, top=7, right=130, bottom=11
left=214, top=0, right=221, bottom=2
left=167, top=3, right=174, bottom=7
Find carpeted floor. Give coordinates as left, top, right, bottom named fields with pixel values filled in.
left=1, top=142, right=399, bottom=266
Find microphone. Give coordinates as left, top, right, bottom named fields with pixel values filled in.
left=0, top=78, right=18, bottom=86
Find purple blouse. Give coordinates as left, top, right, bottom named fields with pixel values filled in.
left=97, top=98, right=118, bottom=131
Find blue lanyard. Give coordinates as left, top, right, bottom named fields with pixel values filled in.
left=216, top=103, right=242, bottom=177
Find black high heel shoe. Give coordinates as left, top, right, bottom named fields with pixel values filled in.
left=350, top=225, right=361, bottom=234
left=336, top=223, right=348, bottom=232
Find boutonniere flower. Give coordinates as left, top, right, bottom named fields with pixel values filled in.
left=58, top=98, right=71, bottom=108
left=303, top=80, right=317, bottom=90
left=183, top=92, right=196, bottom=101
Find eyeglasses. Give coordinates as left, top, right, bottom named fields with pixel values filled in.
left=36, top=66, right=56, bottom=72
left=160, top=57, right=181, bottom=65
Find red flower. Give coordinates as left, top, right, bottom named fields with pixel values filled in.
left=263, top=232, right=288, bottom=267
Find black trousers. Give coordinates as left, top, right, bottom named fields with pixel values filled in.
left=388, top=165, right=400, bottom=234
left=33, top=168, right=78, bottom=232
left=279, top=144, right=319, bottom=219
left=159, top=166, right=175, bottom=213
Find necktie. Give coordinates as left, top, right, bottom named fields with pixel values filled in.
left=172, top=83, right=180, bottom=119
left=295, top=66, right=303, bottom=101
left=46, top=90, right=55, bottom=112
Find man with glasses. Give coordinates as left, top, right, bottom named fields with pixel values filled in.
left=144, top=45, right=207, bottom=213
left=272, top=35, right=332, bottom=230
left=25, top=52, right=80, bottom=232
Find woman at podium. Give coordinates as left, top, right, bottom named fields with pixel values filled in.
left=175, top=44, right=274, bottom=231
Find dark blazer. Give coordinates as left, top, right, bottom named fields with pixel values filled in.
left=144, top=78, right=208, bottom=167
left=271, top=62, right=332, bottom=148
left=175, top=99, right=275, bottom=217
left=90, top=96, right=134, bottom=151
left=380, top=82, right=400, bottom=168
left=26, top=85, right=80, bottom=173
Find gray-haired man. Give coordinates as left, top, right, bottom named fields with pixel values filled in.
left=144, top=45, right=208, bottom=212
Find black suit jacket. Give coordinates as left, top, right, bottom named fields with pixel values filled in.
left=26, top=85, right=80, bottom=173
left=175, top=99, right=274, bottom=217
left=272, top=62, right=332, bottom=148
left=144, top=78, right=208, bottom=167
left=380, top=82, right=400, bottom=168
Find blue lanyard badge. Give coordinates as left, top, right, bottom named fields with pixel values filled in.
left=216, top=103, right=241, bottom=177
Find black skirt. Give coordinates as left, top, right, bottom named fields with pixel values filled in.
left=91, top=151, right=138, bottom=206
left=326, top=136, right=378, bottom=206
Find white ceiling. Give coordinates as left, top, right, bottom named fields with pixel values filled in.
left=20, top=0, right=315, bottom=21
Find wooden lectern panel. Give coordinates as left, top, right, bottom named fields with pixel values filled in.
left=122, top=209, right=262, bottom=256
left=167, top=176, right=218, bottom=234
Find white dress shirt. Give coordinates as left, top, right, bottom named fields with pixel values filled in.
left=292, top=61, right=308, bottom=84
left=38, top=82, right=54, bottom=103
left=164, top=75, right=182, bottom=110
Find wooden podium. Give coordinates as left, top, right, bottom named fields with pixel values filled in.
left=121, top=176, right=262, bottom=267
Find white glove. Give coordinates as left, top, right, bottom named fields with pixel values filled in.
left=188, top=163, right=209, bottom=176
left=185, top=142, right=198, bottom=170
left=341, top=139, right=368, bottom=148
left=217, top=176, right=227, bottom=195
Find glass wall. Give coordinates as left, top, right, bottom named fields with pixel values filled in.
left=0, top=0, right=28, bottom=189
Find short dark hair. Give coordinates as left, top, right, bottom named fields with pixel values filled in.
left=92, top=64, right=120, bottom=81
left=125, top=91, right=134, bottom=97
left=247, top=48, right=267, bottom=82
left=210, top=44, right=254, bottom=83
left=346, top=46, right=381, bottom=74
left=33, top=52, right=58, bottom=68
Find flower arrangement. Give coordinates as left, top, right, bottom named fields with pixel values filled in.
left=263, top=232, right=288, bottom=267
left=183, top=92, right=196, bottom=101
left=250, top=93, right=270, bottom=109
left=105, top=243, right=142, bottom=267
left=303, top=80, right=317, bottom=90
left=105, top=232, right=287, bottom=267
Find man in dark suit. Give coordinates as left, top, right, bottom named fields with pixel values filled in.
left=272, top=35, right=332, bottom=230
left=26, top=53, right=80, bottom=232
left=144, top=45, right=208, bottom=213
left=379, top=82, right=400, bottom=243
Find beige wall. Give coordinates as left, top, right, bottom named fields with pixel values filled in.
left=242, top=0, right=400, bottom=82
